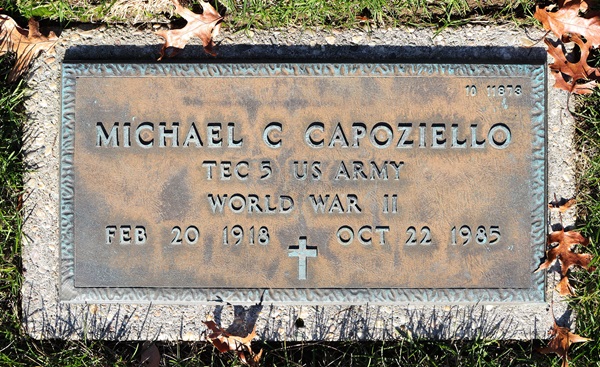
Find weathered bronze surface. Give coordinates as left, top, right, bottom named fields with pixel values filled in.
left=60, top=63, right=546, bottom=303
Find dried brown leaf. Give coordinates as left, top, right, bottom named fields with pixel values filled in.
left=549, top=198, right=577, bottom=212
left=538, top=320, right=591, bottom=367
left=0, top=15, right=58, bottom=82
left=545, top=35, right=600, bottom=94
left=535, top=0, right=600, bottom=46
left=547, top=36, right=598, bottom=79
left=568, top=34, right=600, bottom=78
left=552, top=70, right=597, bottom=94
left=536, top=0, right=600, bottom=93
left=536, top=229, right=593, bottom=295
left=548, top=229, right=590, bottom=247
left=251, top=348, right=264, bottom=367
left=569, top=80, right=597, bottom=94
left=204, top=320, right=232, bottom=353
left=203, top=321, right=261, bottom=366
left=155, top=0, right=223, bottom=60
left=560, top=251, right=593, bottom=274
left=556, top=276, right=573, bottom=296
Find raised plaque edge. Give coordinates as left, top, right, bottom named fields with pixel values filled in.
left=59, top=62, right=546, bottom=304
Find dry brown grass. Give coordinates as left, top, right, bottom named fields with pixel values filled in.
left=69, top=0, right=175, bottom=23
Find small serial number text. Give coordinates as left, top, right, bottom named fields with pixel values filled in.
left=464, top=85, right=522, bottom=97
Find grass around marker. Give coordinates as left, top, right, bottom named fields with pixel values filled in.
left=571, top=86, right=600, bottom=367
left=0, top=0, right=598, bottom=366
left=0, top=54, right=25, bottom=346
left=3, top=0, right=535, bottom=28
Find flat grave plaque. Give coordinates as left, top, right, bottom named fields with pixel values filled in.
left=60, top=62, right=546, bottom=304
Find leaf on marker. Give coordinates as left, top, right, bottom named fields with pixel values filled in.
left=535, top=0, right=600, bottom=46
left=536, top=229, right=593, bottom=296
left=538, top=320, right=591, bottom=367
left=549, top=197, right=577, bottom=212
left=155, top=0, right=223, bottom=60
left=203, top=320, right=263, bottom=366
left=0, top=15, right=58, bottom=82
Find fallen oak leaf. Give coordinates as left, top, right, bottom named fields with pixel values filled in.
left=536, top=229, right=593, bottom=295
left=203, top=321, right=262, bottom=366
left=567, top=34, right=600, bottom=78
left=555, top=250, right=594, bottom=296
left=203, top=320, right=229, bottom=353
left=0, top=15, right=58, bottom=82
left=569, top=80, right=597, bottom=94
left=538, top=320, right=591, bottom=367
left=204, top=320, right=253, bottom=353
left=560, top=251, right=593, bottom=275
left=237, top=346, right=263, bottom=367
left=549, top=197, right=577, bottom=212
left=556, top=275, right=574, bottom=296
left=548, top=229, right=589, bottom=248
left=545, top=35, right=600, bottom=94
left=251, top=348, right=264, bottom=367
left=551, top=69, right=597, bottom=94
left=546, top=35, right=599, bottom=80
left=537, top=229, right=590, bottom=272
left=535, top=0, right=600, bottom=93
left=155, top=0, right=223, bottom=60
left=535, top=0, right=600, bottom=46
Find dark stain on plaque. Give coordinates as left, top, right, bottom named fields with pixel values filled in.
left=158, top=168, right=191, bottom=221
left=284, top=97, right=310, bottom=114
left=239, top=93, right=260, bottom=122
left=183, top=96, right=204, bottom=107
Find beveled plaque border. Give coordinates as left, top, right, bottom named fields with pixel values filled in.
left=60, top=62, right=546, bottom=304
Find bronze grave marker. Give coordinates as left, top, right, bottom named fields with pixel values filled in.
left=60, top=63, right=546, bottom=303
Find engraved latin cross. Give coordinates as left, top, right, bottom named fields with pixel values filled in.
left=288, top=236, right=318, bottom=280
